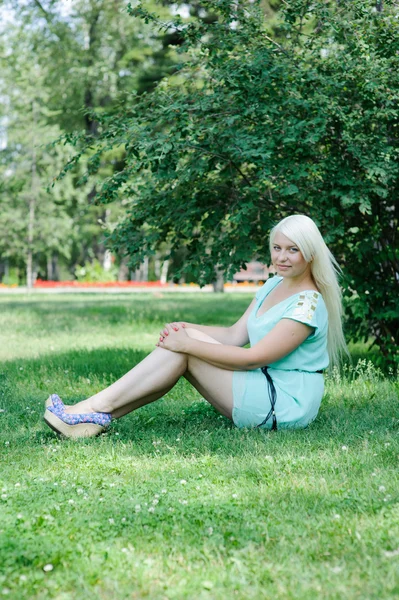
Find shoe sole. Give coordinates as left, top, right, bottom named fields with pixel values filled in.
left=43, top=408, right=106, bottom=439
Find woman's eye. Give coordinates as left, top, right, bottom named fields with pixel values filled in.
left=290, top=248, right=299, bottom=253
left=273, top=246, right=280, bottom=251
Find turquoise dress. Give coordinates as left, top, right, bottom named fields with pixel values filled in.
left=232, top=276, right=329, bottom=430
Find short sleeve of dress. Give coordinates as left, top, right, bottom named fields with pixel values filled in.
left=282, top=291, right=321, bottom=333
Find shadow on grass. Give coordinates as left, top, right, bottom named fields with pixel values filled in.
left=0, top=345, right=397, bottom=458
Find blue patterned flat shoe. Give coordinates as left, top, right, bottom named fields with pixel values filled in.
left=44, top=405, right=112, bottom=439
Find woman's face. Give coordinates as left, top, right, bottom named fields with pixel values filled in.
left=271, top=232, right=311, bottom=279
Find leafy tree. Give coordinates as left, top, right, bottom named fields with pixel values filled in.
left=0, top=0, right=192, bottom=282
left=59, top=0, right=398, bottom=363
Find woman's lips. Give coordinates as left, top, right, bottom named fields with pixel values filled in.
left=277, top=264, right=290, bottom=268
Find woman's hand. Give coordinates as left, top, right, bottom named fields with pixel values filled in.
left=157, top=323, right=190, bottom=353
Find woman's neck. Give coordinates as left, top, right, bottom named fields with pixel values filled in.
left=279, top=272, right=316, bottom=291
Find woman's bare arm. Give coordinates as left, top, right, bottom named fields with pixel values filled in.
left=160, top=318, right=313, bottom=371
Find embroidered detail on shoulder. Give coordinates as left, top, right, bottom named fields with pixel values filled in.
left=292, top=291, right=320, bottom=322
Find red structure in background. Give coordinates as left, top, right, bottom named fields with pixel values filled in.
left=29, top=262, right=273, bottom=289
left=34, top=279, right=166, bottom=288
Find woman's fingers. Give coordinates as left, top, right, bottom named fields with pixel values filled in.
left=157, top=322, right=182, bottom=346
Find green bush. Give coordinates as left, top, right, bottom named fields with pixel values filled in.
left=75, top=259, right=118, bottom=282
left=59, top=0, right=399, bottom=364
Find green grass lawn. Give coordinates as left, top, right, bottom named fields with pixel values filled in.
left=0, top=292, right=398, bottom=600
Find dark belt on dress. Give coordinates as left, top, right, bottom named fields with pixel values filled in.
left=256, top=367, right=324, bottom=431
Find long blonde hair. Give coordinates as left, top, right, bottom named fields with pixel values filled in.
left=270, top=214, right=347, bottom=367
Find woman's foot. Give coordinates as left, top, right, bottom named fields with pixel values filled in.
left=63, top=400, right=95, bottom=415
left=43, top=396, right=112, bottom=438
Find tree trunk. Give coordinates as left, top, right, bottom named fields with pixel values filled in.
left=47, top=254, right=53, bottom=280
left=103, top=249, right=112, bottom=271
left=52, top=253, right=59, bottom=281
left=118, top=256, right=129, bottom=281
left=212, top=267, right=225, bottom=293
left=27, top=100, right=37, bottom=291
left=160, top=259, right=169, bottom=284
left=131, top=257, right=149, bottom=282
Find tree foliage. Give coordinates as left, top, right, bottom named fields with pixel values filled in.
left=59, top=0, right=398, bottom=363
left=0, top=0, right=186, bottom=281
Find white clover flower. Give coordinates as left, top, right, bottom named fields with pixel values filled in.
left=108, top=518, right=115, bottom=524
left=379, top=486, right=386, bottom=492
left=1, top=494, right=7, bottom=500
left=341, top=446, right=348, bottom=451
left=152, top=499, right=159, bottom=505
left=15, top=483, right=20, bottom=487
left=135, top=504, right=141, bottom=512
left=168, top=507, right=174, bottom=512
left=148, top=507, right=155, bottom=513
left=43, top=564, right=53, bottom=572
left=207, top=527, right=213, bottom=535
left=180, top=480, right=187, bottom=485
left=121, top=517, right=126, bottom=523
left=232, top=493, right=238, bottom=499
left=68, top=499, right=74, bottom=505
left=330, top=566, right=343, bottom=574
left=384, top=548, right=399, bottom=558
left=161, top=489, right=167, bottom=494
left=5, top=441, right=9, bottom=446
left=333, top=514, right=341, bottom=520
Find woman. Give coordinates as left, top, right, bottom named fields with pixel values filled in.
left=43, top=214, right=347, bottom=438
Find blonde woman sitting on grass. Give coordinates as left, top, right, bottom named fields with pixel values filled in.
left=44, top=214, right=347, bottom=438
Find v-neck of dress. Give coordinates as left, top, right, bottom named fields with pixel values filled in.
left=255, top=278, right=320, bottom=320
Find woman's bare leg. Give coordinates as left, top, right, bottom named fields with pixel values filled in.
left=64, top=329, right=234, bottom=420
